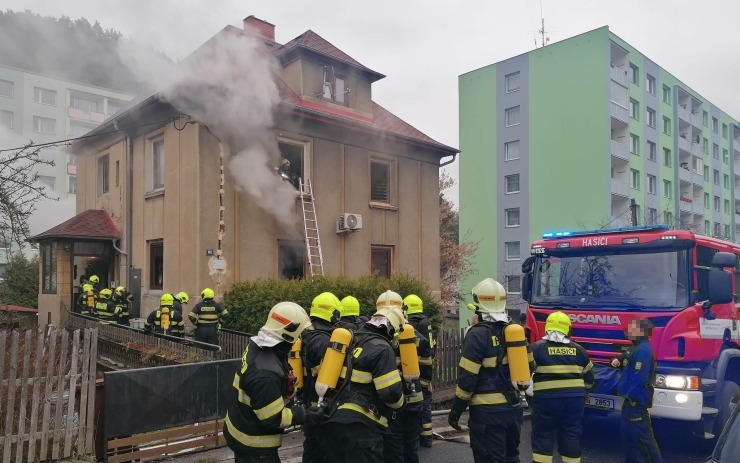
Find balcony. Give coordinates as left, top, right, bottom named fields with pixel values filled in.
left=67, top=163, right=76, bottom=175
left=610, top=140, right=629, bottom=161
left=610, top=102, right=629, bottom=124
left=678, top=136, right=692, bottom=154
left=679, top=168, right=692, bottom=183
left=610, top=66, right=629, bottom=88
left=691, top=111, right=703, bottom=128
left=678, top=106, right=691, bottom=124
left=679, top=197, right=693, bottom=213
left=611, top=178, right=630, bottom=197
left=68, top=107, right=105, bottom=123
left=692, top=172, right=704, bottom=186
left=693, top=202, right=705, bottom=215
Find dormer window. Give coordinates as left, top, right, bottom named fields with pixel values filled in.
left=322, top=67, right=348, bottom=105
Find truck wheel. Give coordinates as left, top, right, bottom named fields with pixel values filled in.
left=716, top=380, right=740, bottom=435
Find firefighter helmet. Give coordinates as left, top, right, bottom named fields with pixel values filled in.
left=160, top=293, right=174, bottom=307
left=310, top=292, right=341, bottom=324
left=99, top=288, right=112, bottom=299
left=376, top=290, right=404, bottom=310
left=471, top=278, right=507, bottom=313
left=115, top=286, right=126, bottom=296
left=89, top=275, right=100, bottom=284
left=175, top=292, right=189, bottom=304
left=262, top=302, right=311, bottom=344
left=371, top=306, right=405, bottom=335
left=83, top=284, right=93, bottom=292
left=201, top=288, right=215, bottom=299
left=403, top=294, right=424, bottom=315
left=545, top=311, right=571, bottom=336
left=340, top=295, right=360, bottom=317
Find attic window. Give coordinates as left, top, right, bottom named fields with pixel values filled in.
left=322, top=67, right=348, bottom=105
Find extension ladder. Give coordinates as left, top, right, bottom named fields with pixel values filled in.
left=299, top=178, right=324, bottom=277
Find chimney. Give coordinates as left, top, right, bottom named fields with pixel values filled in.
left=243, top=15, right=275, bottom=42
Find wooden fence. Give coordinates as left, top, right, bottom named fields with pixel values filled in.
left=0, top=326, right=98, bottom=463
left=432, top=328, right=465, bottom=401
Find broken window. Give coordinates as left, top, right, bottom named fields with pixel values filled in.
left=370, top=160, right=391, bottom=203
left=277, top=142, right=304, bottom=190
left=279, top=240, right=305, bottom=280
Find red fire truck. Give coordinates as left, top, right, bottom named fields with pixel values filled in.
left=521, top=224, right=740, bottom=437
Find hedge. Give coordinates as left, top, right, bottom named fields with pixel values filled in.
left=223, top=274, right=441, bottom=334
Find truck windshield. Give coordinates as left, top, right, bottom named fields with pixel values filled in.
left=532, top=250, right=690, bottom=309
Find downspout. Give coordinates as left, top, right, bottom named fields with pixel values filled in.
left=125, top=132, right=133, bottom=286
left=112, top=239, right=127, bottom=256
left=440, top=153, right=457, bottom=168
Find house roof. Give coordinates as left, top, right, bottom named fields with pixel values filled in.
left=0, top=305, right=37, bottom=313
left=29, top=209, right=121, bottom=242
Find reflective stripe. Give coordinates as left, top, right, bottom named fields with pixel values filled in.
left=459, top=357, right=481, bottom=374
left=422, top=423, right=432, bottom=429
left=254, top=397, right=285, bottom=421
left=311, top=366, right=320, bottom=376
left=352, top=369, right=373, bottom=384
left=469, top=392, right=507, bottom=406
left=536, top=365, right=584, bottom=374
left=455, top=385, right=472, bottom=401
left=233, top=374, right=252, bottom=405
left=408, top=393, right=423, bottom=404
left=338, top=403, right=388, bottom=426
left=388, top=394, right=405, bottom=409
left=420, top=430, right=433, bottom=436
left=532, top=453, right=553, bottom=463
left=419, top=357, right=433, bottom=366
left=374, top=370, right=402, bottom=390
left=225, top=413, right=282, bottom=448
left=533, top=379, right=585, bottom=391
left=482, top=357, right=497, bottom=368
left=420, top=379, right=431, bottom=387
left=279, top=408, right=293, bottom=428
left=583, top=362, right=594, bottom=373
left=528, top=352, right=534, bottom=362
left=561, top=456, right=581, bottom=463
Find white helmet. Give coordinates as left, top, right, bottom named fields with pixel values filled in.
left=376, top=290, right=404, bottom=310
left=261, top=302, right=311, bottom=343
left=471, top=278, right=507, bottom=313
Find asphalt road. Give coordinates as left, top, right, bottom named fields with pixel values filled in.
left=422, top=414, right=714, bottom=463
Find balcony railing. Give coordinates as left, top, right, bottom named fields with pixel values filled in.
left=691, top=111, right=703, bottom=128
left=679, top=168, right=692, bottom=183
left=693, top=202, right=705, bottom=215
left=610, top=66, right=629, bottom=87
left=611, top=178, right=630, bottom=197
left=678, top=136, right=692, bottom=153
left=67, top=163, right=76, bottom=175
left=692, top=172, right=704, bottom=186
left=610, top=140, right=629, bottom=161
left=679, top=197, right=693, bottom=213
left=678, top=106, right=691, bottom=124
left=610, top=102, right=629, bottom=124
left=68, top=107, right=105, bottom=123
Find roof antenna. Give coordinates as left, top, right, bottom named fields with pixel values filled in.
left=535, top=0, right=550, bottom=48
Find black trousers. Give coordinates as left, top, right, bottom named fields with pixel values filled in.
left=419, top=394, right=433, bottom=445
left=319, top=421, right=384, bottom=463
left=302, top=423, right=326, bottom=463
left=531, top=395, right=584, bottom=463
left=233, top=448, right=280, bottom=463
left=195, top=326, right=219, bottom=345
left=468, top=407, right=523, bottom=463
left=621, top=402, right=664, bottom=463
left=384, top=409, right=422, bottom=463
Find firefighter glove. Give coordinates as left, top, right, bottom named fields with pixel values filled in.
left=448, top=408, right=462, bottom=431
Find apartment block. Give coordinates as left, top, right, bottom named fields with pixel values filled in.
left=459, top=26, right=739, bottom=317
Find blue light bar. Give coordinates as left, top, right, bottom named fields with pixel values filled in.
left=541, top=224, right=669, bottom=240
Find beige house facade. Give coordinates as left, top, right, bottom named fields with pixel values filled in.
left=32, top=16, right=457, bottom=324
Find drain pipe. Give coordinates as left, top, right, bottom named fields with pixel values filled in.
left=112, top=239, right=127, bottom=256
left=440, top=153, right=457, bottom=168
left=125, top=132, right=133, bottom=286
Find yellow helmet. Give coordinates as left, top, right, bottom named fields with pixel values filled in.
left=262, top=302, right=311, bottom=344
left=99, top=288, right=112, bottom=299
left=376, top=290, right=404, bottom=310
left=115, top=286, right=126, bottom=295
left=545, top=311, right=572, bottom=336
left=201, top=288, right=215, bottom=299
left=310, top=292, right=341, bottom=323
left=371, top=306, right=405, bottom=334
left=340, top=296, right=360, bottom=317
left=403, top=294, right=423, bottom=315
left=176, top=292, right=189, bottom=304
left=89, top=275, right=100, bottom=284
left=160, top=293, right=174, bottom=307
left=83, top=284, right=93, bottom=292
left=471, top=278, right=507, bottom=313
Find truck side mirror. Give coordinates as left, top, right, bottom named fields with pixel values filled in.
left=708, top=268, right=733, bottom=305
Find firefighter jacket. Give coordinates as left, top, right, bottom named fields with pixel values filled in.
left=408, top=313, right=436, bottom=356
left=531, top=339, right=594, bottom=398
left=300, top=318, right=335, bottom=405
left=616, top=340, right=656, bottom=408
left=112, top=295, right=130, bottom=325
left=144, top=307, right=184, bottom=336
left=95, top=299, right=121, bottom=325
left=189, top=299, right=229, bottom=329
left=329, top=326, right=406, bottom=430
left=173, top=299, right=183, bottom=314
left=394, top=327, right=433, bottom=410
left=224, top=339, right=305, bottom=453
left=452, top=321, right=534, bottom=415
left=77, top=290, right=96, bottom=316
left=336, top=315, right=368, bottom=331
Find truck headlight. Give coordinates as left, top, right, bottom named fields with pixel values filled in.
left=655, top=374, right=699, bottom=390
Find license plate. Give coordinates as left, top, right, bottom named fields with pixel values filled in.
left=585, top=395, right=615, bottom=410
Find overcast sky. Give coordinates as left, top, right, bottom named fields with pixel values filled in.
left=6, top=0, right=740, bottom=204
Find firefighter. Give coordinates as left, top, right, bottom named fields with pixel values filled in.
left=403, top=294, right=436, bottom=447
left=173, top=291, right=189, bottom=314
left=94, top=288, right=121, bottom=325
left=76, top=283, right=95, bottom=315
left=224, top=302, right=311, bottom=463
left=113, top=286, right=132, bottom=326
left=144, top=293, right=185, bottom=337
left=383, top=319, right=433, bottom=463
left=188, top=288, right=229, bottom=345
left=448, top=278, right=534, bottom=463
left=78, top=263, right=95, bottom=292
left=530, top=311, right=594, bottom=463
left=300, top=292, right=342, bottom=463
left=88, top=275, right=100, bottom=291
left=611, top=318, right=664, bottom=463
left=337, top=295, right=368, bottom=330
left=316, top=291, right=407, bottom=463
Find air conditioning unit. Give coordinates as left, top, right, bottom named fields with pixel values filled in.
left=337, top=213, right=363, bottom=233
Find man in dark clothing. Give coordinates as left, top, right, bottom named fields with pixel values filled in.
left=224, top=302, right=311, bottom=463
left=612, top=318, right=663, bottom=463
left=530, top=311, right=594, bottom=463
left=173, top=291, right=189, bottom=314
left=77, top=284, right=95, bottom=316
left=94, top=288, right=121, bottom=325
left=188, top=288, right=228, bottom=345
left=449, top=278, right=534, bottom=463
left=336, top=295, right=368, bottom=330
left=113, top=286, right=132, bottom=326
left=404, top=294, right=436, bottom=447
left=144, top=293, right=185, bottom=337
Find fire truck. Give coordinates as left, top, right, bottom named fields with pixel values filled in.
left=521, top=224, right=740, bottom=438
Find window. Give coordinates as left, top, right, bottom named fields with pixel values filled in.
left=663, top=179, right=672, bottom=198
left=98, top=154, right=109, bottom=196
left=32, top=116, right=55, bottom=134
left=629, top=99, right=639, bottom=120
left=505, top=208, right=520, bottom=227
left=71, top=95, right=99, bottom=113
left=724, top=174, right=730, bottom=189
left=41, top=242, right=57, bottom=294
left=0, top=110, right=11, bottom=129
left=646, top=107, right=656, bottom=128
left=662, top=116, right=671, bottom=135
left=38, top=175, right=55, bottom=190
left=722, top=123, right=728, bottom=139
left=629, top=63, right=639, bottom=85
left=505, top=140, right=520, bottom=161
left=647, top=208, right=658, bottom=224
left=629, top=134, right=639, bottom=155
left=662, top=85, right=671, bottom=104
left=68, top=175, right=77, bottom=194
left=371, top=246, right=393, bottom=278
left=69, top=121, right=94, bottom=137
left=725, top=224, right=730, bottom=239
left=0, top=79, right=13, bottom=97
left=630, top=169, right=640, bottom=190
left=712, top=117, right=719, bottom=133
left=149, top=240, right=164, bottom=290
left=634, top=204, right=641, bottom=221
left=704, top=192, right=709, bottom=208
left=505, top=106, right=520, bottom=127
left=505, top=241, right=520, bottom=260
left=704, top=165, right=709, bottom=182
left=505, top=174, right=520, bottom=194
left=278, top=141, right=306, bottom=190
left=724, top=199, right=730, bottom=214
left=322, top=72, right=347, bottom=105
left=702, top=111, right=708, bottom=127
left=647, top=174, right=656, bottom=194
left=663, top=148, right=672, bottom=167
left=723, top=149, right=729, bottom=164
left=714, top=196, right=720, bottom=212
left=713, top=143, right=719, bottom=160
left=370, top=160, right=392, bottom=203
left=646, top=74, right=656, bottom=95
left=505, top=72, right=520, bottom=93
left=647, top=141, right=656, bottom=161
left=665, top=211, right=673, bottom=226
left=150, top=137, right=164, bottom=190
left=34, top=87, right=56, bottom=106
left=107, top=99, right=122, bottom=116
left=704, top=220, right=710, bottom=235
left=115, top=160, right=120, bottom=187
left=278, top=240, right=305, bottom=280
left=714, top=169, right=720, bottom=186
left=714, top=222, right=721, bottom=237
left=506, top=275, right=522, bottom=294
left=703, top=138, right=709, bottom=154
left=333, top=76, right=346, bottom=104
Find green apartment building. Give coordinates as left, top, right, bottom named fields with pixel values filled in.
left=459, top=26, right=740, bottom=320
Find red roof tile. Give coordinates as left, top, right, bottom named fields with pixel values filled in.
left=1, top=305, right=37, bottom=313
left=371, top=102, right=451, bottom=148
left=30, top=209, right=121, bottom=241
left=278, top=30, right=382, bottom=77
